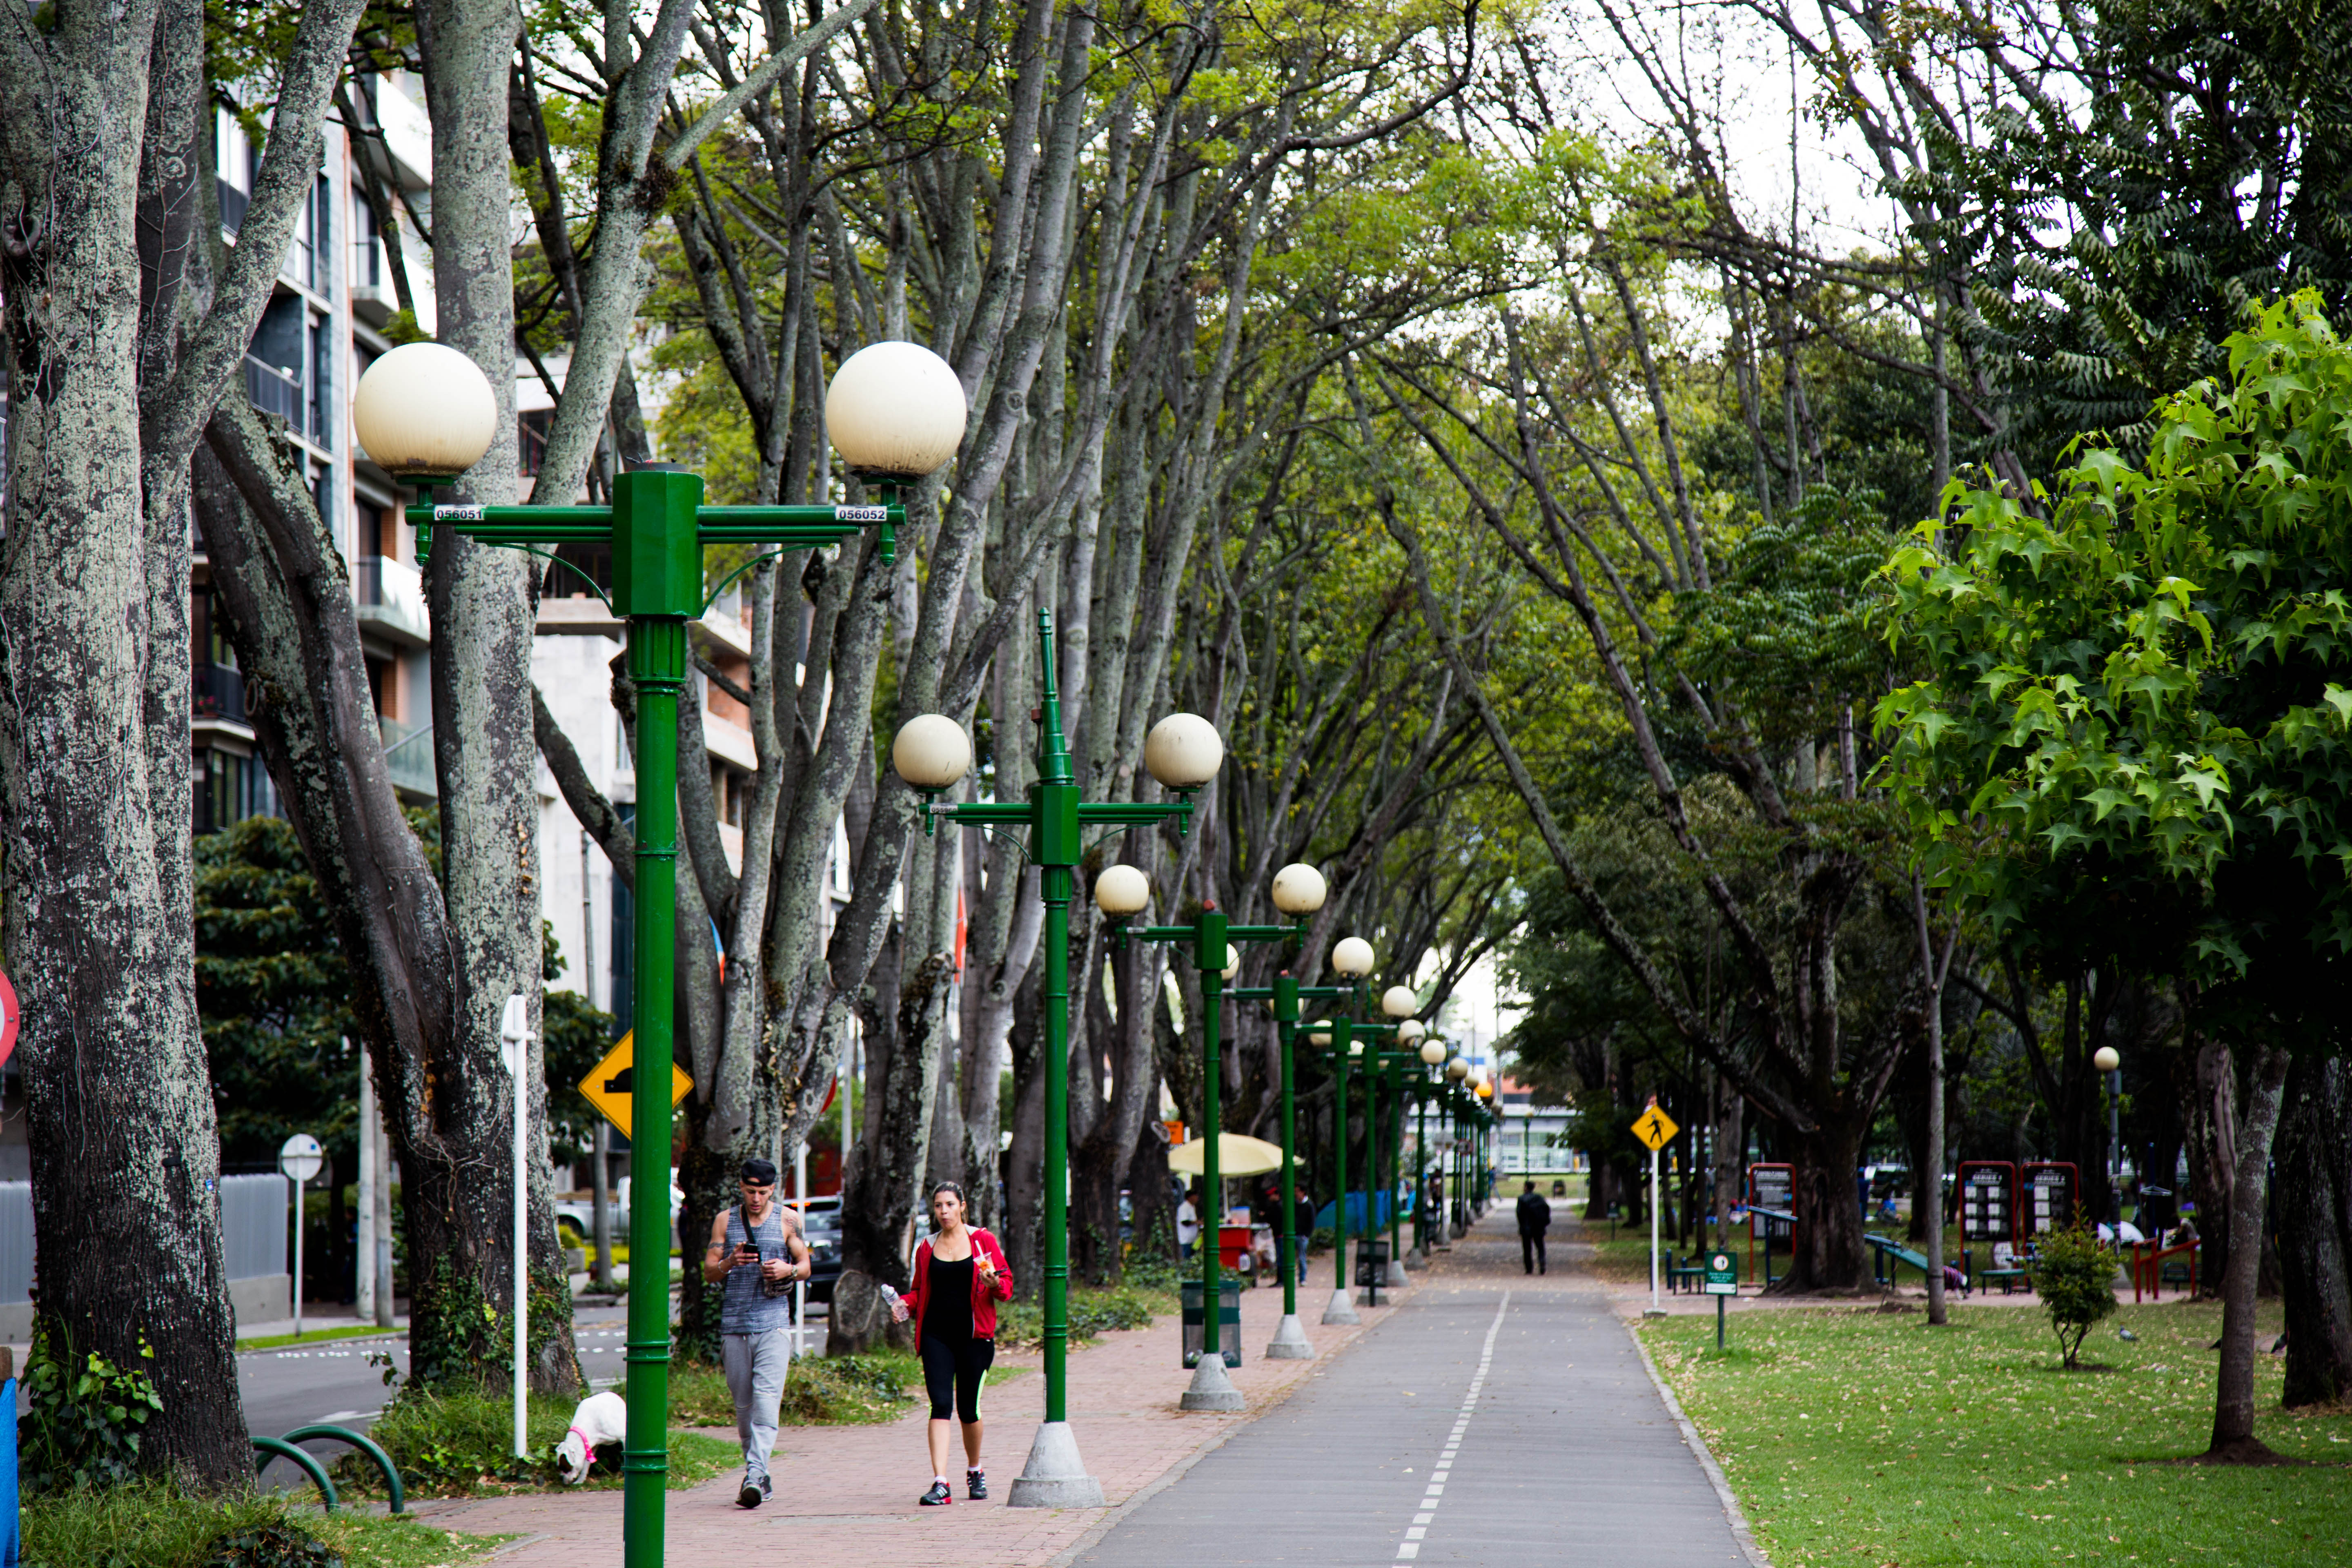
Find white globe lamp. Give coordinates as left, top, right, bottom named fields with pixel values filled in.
left=1446, top=1056, right=1470, bottom=1081
left=825, top=341, right=967, bottom=478
left=1270, top=863, right=1327, bottom=916
left=891, top=714, right=971, bottom=790
left=353, top=342, right=499, bottom=478
left=1220, top=944, right=1242, bottom=981
left=1398, top=1019, right=1425, bottom=1044
left=1419, top=1039, right=1447, bottom=1066
left=1143, top=713, right=1223, bottom=790
left=1381, top=984, right=1417, bottom=1019
left=1094, top=864, right=1150, bottom=918
left=2093, top=1045, right=2120, bottom=1072
left=1330, top=937, right=1374, bottom=979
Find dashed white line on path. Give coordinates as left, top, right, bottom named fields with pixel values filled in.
left=1396, top=1292, right=1509, bottom=1561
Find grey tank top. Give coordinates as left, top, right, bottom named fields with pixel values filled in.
left=721, top=1204, right=794, bottom=1334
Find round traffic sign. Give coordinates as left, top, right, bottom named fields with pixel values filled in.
left=278, top=1133, right=324, bottom=1185
left=0, top=970, right=18, bottom=1070
left=1711, top=1253, right=1731, bottom=1271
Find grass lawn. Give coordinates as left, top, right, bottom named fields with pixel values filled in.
left=1639, top=1297, right=2352, bottom=1568
left=237, top=1322, right=404, bottom=1352
left=20, top=1482, right=514, bottom=1568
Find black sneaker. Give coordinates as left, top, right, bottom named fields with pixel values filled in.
left=738, top=1472, right=768, bottom=1509
left=920, top=1479, right=954, bottom=1506
left=967, top=1468, right=987, bottom=1500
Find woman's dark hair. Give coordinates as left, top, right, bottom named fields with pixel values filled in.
left=929, top=1181, right=968, bottom=1206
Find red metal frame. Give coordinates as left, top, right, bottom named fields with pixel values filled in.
left=2130, top=1239, right=2201, bottom=1301
left=2021, top=1160, right=2080, bottom=1238
left=1957, top=1160, right=2021, bottom=1248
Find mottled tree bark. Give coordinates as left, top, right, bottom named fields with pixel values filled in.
left=2205, top=1043, right=2290, bottom=1461
left=2278, top=1052, right=2352, bottom=1409
left=0, top=0, right=361, bottom=1481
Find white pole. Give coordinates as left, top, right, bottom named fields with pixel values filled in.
left=1649, top=1146, right=1661, bottom=1311
left=373, top=1103, right=395, bottom=1328
left=356, top=1040, right=376, bottom=1325
left=502, top=993, right=532, bottom=1459
left=292, top=1169, right=305, bottom=1339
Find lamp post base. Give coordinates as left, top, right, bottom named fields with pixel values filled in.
left=1005, top=1421, right=1105, bottom=1509
left=1319, top=1286, right=1361, bottom=1326
left=1403, top=1245, right=1427, bottom=1269
left=1384, top=1259, right=1412, bottom=1287
left=1179, top=1355, right=1246, bottom=1412
left=1264, top=1314, right=1315, bottom=1359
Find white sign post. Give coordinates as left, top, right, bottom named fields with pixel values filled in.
left=1629, top=1100, right=1679, bottom=1316
left=278, top=1134, right=324, bottom=1337
left=499, top=993, right=534, bottom=1460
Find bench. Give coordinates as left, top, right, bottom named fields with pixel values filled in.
left=2160, top=1259, right=2193, bottom=1290
left=1666, top=1254, right=1706, bottom=1293
left=1977, top=1266, right=2031, bottom=1294
left=1865, top=1233, right=1961, bottom=1295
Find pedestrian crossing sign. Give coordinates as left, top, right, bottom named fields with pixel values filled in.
left=1630, top=1105, right=1679, bottom=1151
left=578, top=1031, right=693, bottom=1140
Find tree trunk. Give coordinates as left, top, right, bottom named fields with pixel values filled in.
left=1777, top=1120, right=1872, bottom=1293
left=0, top=0, right=360, bottom=1483
left=1002, top=965, right=1047, bottom=1299
left=2278, top=1052, right=2352, bottom=1408
left=2205, top=1042, right=2292, bottom=1461
left=2180, top=1034, right=2238, bottom=1299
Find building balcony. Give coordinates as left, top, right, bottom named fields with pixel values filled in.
left=193, top=662, right=246, bottom=724
left=380, top=715, right=435, bottom=799
left=244, top=355, right=303, bottom=427
left=354, top=555, right=430, bottom=648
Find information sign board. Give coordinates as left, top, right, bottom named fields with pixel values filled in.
left=1958, top=1160, right=2019, bottom=1244
left=1747, top=1163, right=1793, bottom=1239
left=2024, top=1162, right=2078, bottom=1236
left=1703, top=1250, right=1739, bottom=1294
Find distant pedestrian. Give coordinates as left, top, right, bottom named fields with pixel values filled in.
left=1516, top=1180, right=1551, bottom=1275
left=1177, top=1186, right=1201, bottom=1260
left=701, top=1157, right=810, bottom=1509
left=1293, top=1188, right=1316, bottom=1282
left=889, top=1180, right=1012, bottom=1506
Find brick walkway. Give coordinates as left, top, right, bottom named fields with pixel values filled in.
left=412, top=1271, right=1395, bottom=1566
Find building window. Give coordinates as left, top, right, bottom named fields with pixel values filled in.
left=194, top=747, right=278, bottom=837
left=519, top=408, right=553, bottom=476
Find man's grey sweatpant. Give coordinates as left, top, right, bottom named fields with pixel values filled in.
left=722, top=1327, right=792, bottom=1479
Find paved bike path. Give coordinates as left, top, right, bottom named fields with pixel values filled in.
left=1071, top=1209, right=1754, bottom=1567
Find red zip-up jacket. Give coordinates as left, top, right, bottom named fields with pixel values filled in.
left=901, top=1227, right=1014, bottom=1339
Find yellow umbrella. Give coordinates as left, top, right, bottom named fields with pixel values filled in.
left=1167, top=1133, right=1298, bottom=1178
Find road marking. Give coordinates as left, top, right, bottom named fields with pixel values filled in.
left=1398, top=1293, right=1508, bottom=1563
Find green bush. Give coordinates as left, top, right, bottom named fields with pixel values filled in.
left=2036, top=1223, right=2118, bottom=1368
left=1309, top=1226, right=1334, bottom=1250
left=669, top=1354, right=916, bottom=1428
left=996, top=1286, right=1159, bottom=1351
left=21, top=1321, right=164, bottom=1492
left=348, top=1385, right=729, bottom=1498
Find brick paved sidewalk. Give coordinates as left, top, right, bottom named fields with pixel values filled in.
left=412, top=1272, right=1396, bottom=1567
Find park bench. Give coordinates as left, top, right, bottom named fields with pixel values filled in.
left=1666, top=1254, right=1706, bottom=1293
left=1976, top=1265, right=2031, bottom=1294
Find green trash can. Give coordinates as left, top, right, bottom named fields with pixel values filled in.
left=1180, top=1280, right=1242, bottom=1368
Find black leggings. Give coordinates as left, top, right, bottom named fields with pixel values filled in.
left=920, top=1333, right=995, bottom=1423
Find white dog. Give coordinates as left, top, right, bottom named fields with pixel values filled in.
left=555, top=1390, right=630, bottom=1484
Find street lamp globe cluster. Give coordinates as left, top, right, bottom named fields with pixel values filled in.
left=352, top=333, right=965, bottom=1568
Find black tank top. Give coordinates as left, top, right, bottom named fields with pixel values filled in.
left=924, top=1252, right=975, bottom=1344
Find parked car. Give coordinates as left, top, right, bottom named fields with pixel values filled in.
left=795, top=1197, right=843, bottom=1303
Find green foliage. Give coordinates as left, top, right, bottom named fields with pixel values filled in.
left=351, top=1384, right=731, bottom=1498
left=195, top=817, right=358, bottom=1172
left=995, top=1286, right=1159, bottom=1351
left=2036, top=1224, right=2120, bottom=1369
left=21, top=1323, right=163, bottom=1492
left=1877, top=294, right=2352, bottom=1038
left=22, top=1483, right=320, bottom=1568
left=666, top=1354, right=916, bottom=1428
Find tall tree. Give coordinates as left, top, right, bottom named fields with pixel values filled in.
left=0, top=0, right=364, bottom=1481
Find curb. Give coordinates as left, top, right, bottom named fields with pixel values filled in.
left=1625, top=1321, right=1772, bottom=1568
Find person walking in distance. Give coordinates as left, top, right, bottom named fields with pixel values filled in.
left=889, top=1181, right=1013, bottom=1505
left=1516, top=1180, right=1552, bottom=1276
left=703, top=1158, right=811, bottom=1508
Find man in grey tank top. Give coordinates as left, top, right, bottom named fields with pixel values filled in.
left=701, top=1157, right=809, bottom=1507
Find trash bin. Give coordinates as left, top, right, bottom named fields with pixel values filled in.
left=1354, top=1238, right=1389, bottom=1288
left=1180, top=1280, right=1242, bottom=1368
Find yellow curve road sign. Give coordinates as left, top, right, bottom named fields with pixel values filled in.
left=579, top=1031, right=692, bottom=1140
left=1631, top=1105, right=1679, bottom=1151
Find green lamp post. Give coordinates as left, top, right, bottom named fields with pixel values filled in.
left=1444, top=1054, right=1472, bottom=1240
left=354, top=337, right=965, bottom=1568
left=1407, top=1034, right=1446, bottom=1262
left=1305, top=1007, right=1417, bottom=1308
left=1099, top=862, right=1327, bottom=1410
left=1227, top=941, right=1374, bottom=1359
left=890, top=623, right=1221, bottom=1506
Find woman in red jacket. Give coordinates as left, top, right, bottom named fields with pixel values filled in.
left=891, top=1180, right=1013, bottom=1505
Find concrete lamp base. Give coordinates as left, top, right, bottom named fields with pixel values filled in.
left=1179, top=1355, right=1247, bottom=1412
left=1264, top=1314, right=1316, bottom=1360
left=1319, top=1286, right=1361, bottom=1326
left=1004, top=1421, right=1106, bottom=1509
left=1403, top=1247, right=1427, bottom=1270
left=1384, top=1259, right=1412, bottom=1287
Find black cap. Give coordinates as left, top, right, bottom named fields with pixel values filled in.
left=740, top=1158, right=778, bottom=1186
